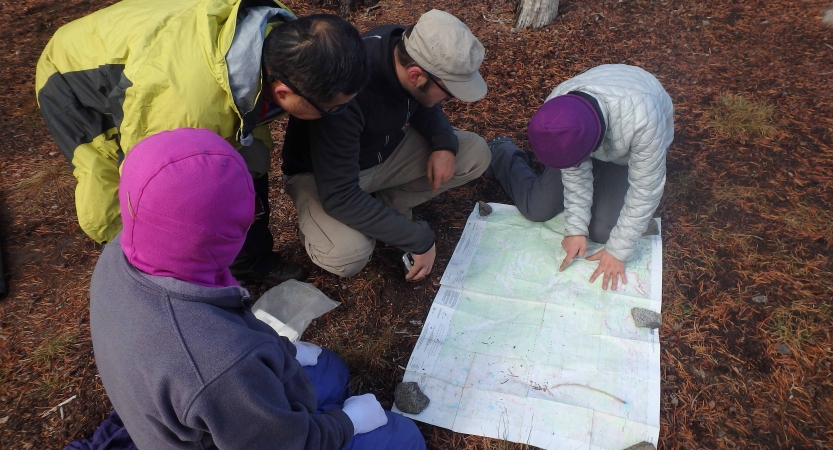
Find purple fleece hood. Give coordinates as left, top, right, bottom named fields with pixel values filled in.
left=118, top=128, right=255, bottom=287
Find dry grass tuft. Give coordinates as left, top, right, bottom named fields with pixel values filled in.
left=706, top=93, right=778, bottom=140
left=331, top=328, right=397, bottom=371
left=32, top=331, right=78, bottom=367
left=8, top=159, right=74, bottom=203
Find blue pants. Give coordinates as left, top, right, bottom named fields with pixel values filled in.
left=304, top=348, right=426, bottom=450
left=65, top=348, right=424, bottom=450
left=64, top=411, right=136, bottom=450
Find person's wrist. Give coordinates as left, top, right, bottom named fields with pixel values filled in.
left=412, top=241, right=435, bottom=256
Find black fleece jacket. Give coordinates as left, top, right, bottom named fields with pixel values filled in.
left=281, top=25, right=458, bottom=254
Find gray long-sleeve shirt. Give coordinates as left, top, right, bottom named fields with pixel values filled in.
left=90, top=235, right=353, bottom=449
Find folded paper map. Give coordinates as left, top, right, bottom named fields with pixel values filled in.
left=394, top=203, right=662, bottom=450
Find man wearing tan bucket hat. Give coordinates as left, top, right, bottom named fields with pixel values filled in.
left=282, top=9, right=491, bottom=280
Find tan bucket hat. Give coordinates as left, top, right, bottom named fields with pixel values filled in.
left=402, top=10, right=487, bottom=102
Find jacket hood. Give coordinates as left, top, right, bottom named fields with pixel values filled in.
left=118, top=128, right=255, bottom=287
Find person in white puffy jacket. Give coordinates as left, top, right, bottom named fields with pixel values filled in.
left=486, top=64, right=674, bottom=290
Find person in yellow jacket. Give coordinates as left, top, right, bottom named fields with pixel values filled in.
left=36, top=0, right=369, bottom=286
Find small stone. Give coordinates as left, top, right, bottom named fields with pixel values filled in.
left=642, top=219, right=660, bottom=236
left=395, top=382, right=430, bottom=414
left=776, top=343, right=792, bottom=355
left=478, top=201, right=493, bottom=216
left=751, top=295, right=767, bottom=304
left=0, top=416, right=8, bottom=424
left=702, top=20, right=710, bottom=26
left=623, top=442, right=656, bottom=450
left=510, top=27, right=519, bottom=33
left=670, top=395, right=679, bottom=407
left=631, top=308, right=662, bottom=329
left=823, top=8, right=833, bottom=26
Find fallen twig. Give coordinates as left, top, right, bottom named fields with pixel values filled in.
left=482, top=12, right=513, bottom=24
left=40, top=395, right=77, bottom=418
left=550, top=383, right=627, bottom=404
left=363, top=4, right=381, bottom=17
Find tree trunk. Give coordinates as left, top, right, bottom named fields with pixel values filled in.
left=515, top=0, right=559, bottom=29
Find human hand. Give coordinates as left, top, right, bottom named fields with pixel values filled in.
left=587, top=249, right=627, bottom=290
left=293, top=341, right=322, bottom=367
left=426, top=150, right=455, bottom=194
left=406, top=244, right=435, bottom=281
left=342, top=393, right=388, bottom=435
left=559, top=235, right=587, bottom=272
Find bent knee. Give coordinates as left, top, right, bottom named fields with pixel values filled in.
left=588, top=221, right=614, bottom=244
left=518, top=203, right=562, bottom=223
left=306, top=240, right=374, bottom=278
left=455, top=132, right=491, bottom=177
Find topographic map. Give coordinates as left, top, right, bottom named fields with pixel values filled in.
left=394, top=203, right=662, bottom=449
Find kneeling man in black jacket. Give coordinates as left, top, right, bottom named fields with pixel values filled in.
left=281, top=9, right=491, bottom=280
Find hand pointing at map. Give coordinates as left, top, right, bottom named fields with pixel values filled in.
left=559, top=235, right=587, bottom=272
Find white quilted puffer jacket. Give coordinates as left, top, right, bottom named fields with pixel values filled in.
left=547, top=64, right=674, bottom=261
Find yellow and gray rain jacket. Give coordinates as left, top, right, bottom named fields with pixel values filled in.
left=36, top=0, right=294, bottom=243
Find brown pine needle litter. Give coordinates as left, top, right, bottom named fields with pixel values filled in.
left=2, top=0, right=833, bottom=449
left=706, top=92, right=779, bottom=140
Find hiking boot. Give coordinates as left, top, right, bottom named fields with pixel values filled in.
left=230, top=251, right=308, bottom=287
left=484, top=136, right=528, bottom=178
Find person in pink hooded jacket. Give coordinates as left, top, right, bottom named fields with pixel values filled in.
left=84, top=128, right=425, bottom=450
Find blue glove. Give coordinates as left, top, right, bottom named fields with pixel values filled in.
left=293, top=341, right=322, bottom=367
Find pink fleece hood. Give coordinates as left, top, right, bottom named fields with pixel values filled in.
left=118, top=128, right=255, bottom=287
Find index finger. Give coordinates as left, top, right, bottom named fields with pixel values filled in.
left=405, top=264, right=419, bottom=281
left=430, top=174, right=442, bottom=194
left=407, top=265, right=430, bottom=282
left=559, top=251, right=575, bottom=272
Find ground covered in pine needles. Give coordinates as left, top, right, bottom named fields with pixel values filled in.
left=1, top=0, right=832, bottom=448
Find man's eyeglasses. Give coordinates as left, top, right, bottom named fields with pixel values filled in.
left=424, top=71, right=455, bottom=100
left=254, top=195, right=266, bottom=220
left=267, top=72, right=349, bottom=116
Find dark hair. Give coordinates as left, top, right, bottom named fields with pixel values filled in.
left=263, top=14, right=370, bottom=104
left=394, top=28, right=420, bottom=69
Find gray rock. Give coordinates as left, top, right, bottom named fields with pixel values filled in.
left=631, top=308, right=662, bottom=329
left=395, top=382, right=430, bottom=414
left=642, top=219, right=659, bottom=236
left=824, top=7, right=833, bottom=26
left=751, top=295, right=767, bottom=304
left=623, top=442, right=656, bottom=450
left=510, top=27, right=519, bottom=33
left=776, top=343, right=792, bottom=355
left=478, top=201, right=493, bottom=217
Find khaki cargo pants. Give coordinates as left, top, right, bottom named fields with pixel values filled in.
left=284, top=126, right=490, bottom=277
